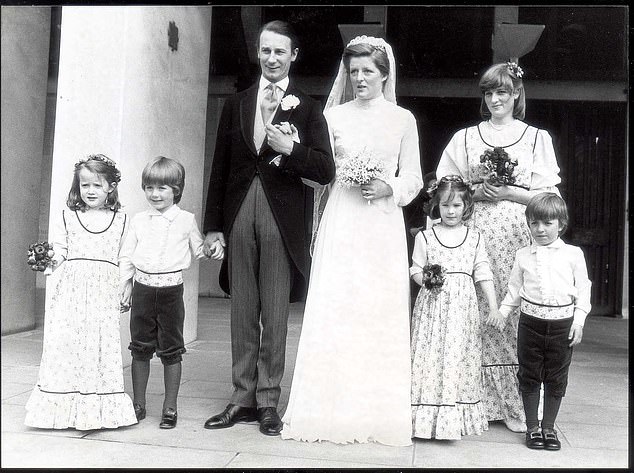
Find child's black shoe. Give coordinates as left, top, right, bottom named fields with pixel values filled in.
left=542, top=428, right=561, bottom=450
left=159, top=408, right=177, bottom=429
left=525, top=428, right=545, bottom=449
left=134, top=403, right=146, bottom=421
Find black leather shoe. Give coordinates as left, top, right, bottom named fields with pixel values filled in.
left=159, top=408, right=177, bottom=429
left=257, top=407, right=282, bottom=436
left=526, top=429, right=545, bottom=449
left=133, top=403, right=146, bottom=421
left=543, top=429, right=561, bottom=450
left=204, top=404, right=258, bottom=429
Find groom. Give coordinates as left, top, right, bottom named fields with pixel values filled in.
left=202, top=20, right=334, bottom=436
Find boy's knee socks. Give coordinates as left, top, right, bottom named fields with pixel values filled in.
left=521, top=391, right=541, bottom=430
left=541, top=393, right=563, bottom=430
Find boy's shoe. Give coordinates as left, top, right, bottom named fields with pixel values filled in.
left=525, top=428, right=545, bottom=449
left=542, top=429, right=561, bottom=450
left=159, top=408, right=177, bottom=429
left=134, top=403, right=146, bottom=421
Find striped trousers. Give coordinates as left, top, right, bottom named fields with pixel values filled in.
left=228, top=176, right=292, bottom=408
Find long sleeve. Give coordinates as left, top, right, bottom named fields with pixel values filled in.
left=119, top=215, right=138, bottom=283
left=571, top=246, right=592, bottom=326
left=436, top=128, right=469, bottom=180
left=409, top=231, right=428, bottom=277
left=279, top=98, right=335, bottom=185
left=472, top=232, right=493, bottom=283
left=500, top=253, right=523, bottom=318
left=386, top=111, right=423, bottom=207
left=50, top=210, right=69, bottom=262
left=530, top=129, right=562, bottom=192
left=189, top=216, right=206, bottom=260
left=204, top=97, right=233, bottom=234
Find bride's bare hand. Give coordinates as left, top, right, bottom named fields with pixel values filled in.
left=360, top=179, right=393, bottom=200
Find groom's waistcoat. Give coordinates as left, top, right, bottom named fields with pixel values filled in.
left=204, top=80, right=334, bottom=301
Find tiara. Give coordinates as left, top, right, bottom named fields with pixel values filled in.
left=75, top=154, right=121, bottom=182
left=347, top=35, right=387, bottom=51
left=506, top=61, right=524, bottom=79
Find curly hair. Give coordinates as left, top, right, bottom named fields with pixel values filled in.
left=67, top=154, right=122, bottom=211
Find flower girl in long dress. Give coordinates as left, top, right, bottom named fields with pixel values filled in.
left=25, top=155, right=137, bottom=430
left=410, top=176, right=500, bottom=440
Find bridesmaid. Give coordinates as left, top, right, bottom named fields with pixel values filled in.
left=436, top=62, right=562, bottom=432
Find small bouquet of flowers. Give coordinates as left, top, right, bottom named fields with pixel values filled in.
left=27, top=241, right=55, bottom=272
left=421, top=264, right=446, bottom=292
left=337, top=149, right=387, bottom=189
left=479, top=147, right=518, bottom=185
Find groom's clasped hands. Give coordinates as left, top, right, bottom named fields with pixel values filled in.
left=265, top=121, right=299, bottom=157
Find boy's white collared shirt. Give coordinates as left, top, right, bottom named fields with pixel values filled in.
left=119, top=204, right=205, bottom=282
left=500, top=238, right=592, bottom=326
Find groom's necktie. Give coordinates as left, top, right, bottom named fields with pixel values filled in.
left=261, top=83, right=279, bottom=125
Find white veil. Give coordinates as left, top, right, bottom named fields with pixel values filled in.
left=310, top=35, right=397, bottom=254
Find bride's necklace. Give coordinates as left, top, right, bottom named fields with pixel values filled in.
left=488, top=119, right=514, bottom=131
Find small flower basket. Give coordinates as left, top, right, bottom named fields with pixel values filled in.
left=422, top=264, right=446, bottom=292
left=27, top=242, right=55, bottom=272
left=479, top=147, right=518, bottom=185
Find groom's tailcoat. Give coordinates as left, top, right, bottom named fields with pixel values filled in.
left=204, top=80, right=334, bottom=301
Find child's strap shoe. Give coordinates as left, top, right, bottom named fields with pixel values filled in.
left=133, top=403, right=146, bottom=421
left=159, top=407, right=177, bottom=429
left=525, top=428, right=545, bottom=449
left=542, top=429, right=561, bottom=450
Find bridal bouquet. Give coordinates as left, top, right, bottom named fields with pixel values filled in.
left=27, top=241, right=55, bottom=272
left=337, top=149, right=387, bottom=188
left=421, top=264, right=446, bottom=292
left=479, top=147, right=518, bottom=185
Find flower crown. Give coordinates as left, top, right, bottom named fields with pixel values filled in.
left=75, top=154, right=121, bottom=183
left=506, top=61, right=524, bottom=79
left=347, top=35, right=387, bottom=52
left=426, top=175, right=471, bottom=197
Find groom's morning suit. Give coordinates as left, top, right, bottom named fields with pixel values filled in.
left=204, top=76, right=334, bottom=411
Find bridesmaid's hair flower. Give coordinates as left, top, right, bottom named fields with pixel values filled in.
left=506, top=62, right=524, bottom=78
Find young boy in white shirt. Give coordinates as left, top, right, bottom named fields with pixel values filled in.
left=490, top=192, right=591, bottom=451
left=120, top=156, right=207, bottom=429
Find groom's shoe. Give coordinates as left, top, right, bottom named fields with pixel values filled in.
left=204, top=404, right=258, bottom=429
left=257, top=407, right=283, bottom=436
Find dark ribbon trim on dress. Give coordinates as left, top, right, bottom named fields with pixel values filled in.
left=432, top=226, right=470, bottom=248
left=445, top=271, right=472, bottom=277
left=66, top=257, right=118, bottom=267
left=74, top=209, right=118, bottom=234
left=521, top=297, right=573, bottom=308
left=137, top=268, right=183, bottom=275
left=470, top=180, right=530, bottom=191
left=37, top=386, right=125, bottom=396
left=411, top=401, right=482, bottom=407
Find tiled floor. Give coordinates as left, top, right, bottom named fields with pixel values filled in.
left=1, top=297, right=629, bottom=468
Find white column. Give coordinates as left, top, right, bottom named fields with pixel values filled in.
left=50, top=6, right=212, bottom=361
left=1, top=7, right=51, bottom=334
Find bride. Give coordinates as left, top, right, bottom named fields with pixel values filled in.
left=281, top=36, right=423, bottom=446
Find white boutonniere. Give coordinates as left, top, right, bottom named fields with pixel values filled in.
left=280, top=94, right=300, bottom=111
